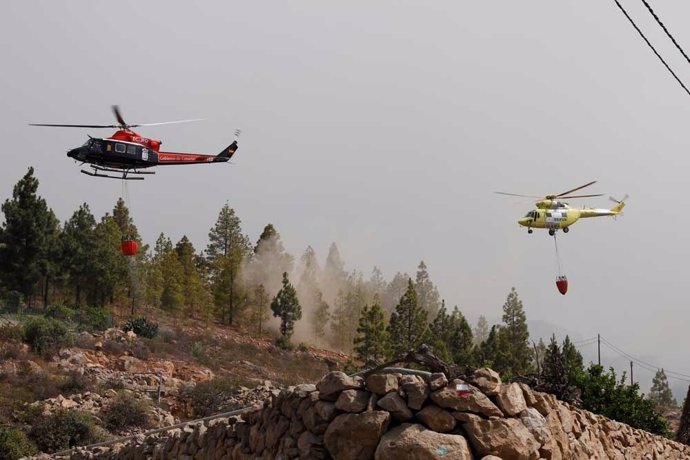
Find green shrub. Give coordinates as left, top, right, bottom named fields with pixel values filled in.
left=297, top=342, right=309, bottom=352
left=101, top=391, right=152, bottom=432
left=0, top=427, right=36, bottom=460
left=29, top=409, right=104, bottom=453
left=0, top=323, right=24, bottom=342
left=190, top=341, right=204, bottom=358
left=81, top=307, right=115, bottom=332
left=46, top=304, right=77, bottom=322
left=4, top=291, right=23, bottom=313
left=23, top=317, right=74, bottom=358
left=122, top=317, right=159, bottom=339
left=275, top=335, right=293, bottom=351
left=184, top=379, right=237, bottom=417
left=59, top=370, right=95, bottom=395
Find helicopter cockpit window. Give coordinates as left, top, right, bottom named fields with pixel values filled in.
left=114, top=143, right=126, bottom=154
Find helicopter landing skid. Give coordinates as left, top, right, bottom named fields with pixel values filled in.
left=81, top=165, right=155, bottom=181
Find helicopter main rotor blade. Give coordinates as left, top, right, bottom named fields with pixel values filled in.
left=556, top=180, right=597, bottom=198
left=129, top=118, right=205, bottom=127
left=494, top=192, right=542, bottom=198
left=29, top=123, right=119, bottom=128
left=112, top=105, right=127, bottom=127
left=558, top=194, right=603, bottom=199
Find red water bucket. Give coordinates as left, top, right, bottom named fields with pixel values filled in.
left=556, top=275, right=568, bottom=295
left=121, top=240, right=138, bottom=256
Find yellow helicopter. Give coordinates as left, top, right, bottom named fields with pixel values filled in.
left=495, top=181, right=627, bottom=235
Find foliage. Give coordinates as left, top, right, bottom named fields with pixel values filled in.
left=329, top=277, right=367, bottom=352
left=175, top=235, right=209, bottom=319
left=59, top=370, right=95, bottom=395
left=275, top=335, right=294, bottom=350
left=499, top=287, right=533, bottom=376
left=310, top=288, right=330, bottom=345
left=429, top=303, right=474, bottom=367
left=23, top=316, right=74, bottom=358
left=60, top=203, right=97, bottom=307
left=207, top=204, right=251, bottom=325
left=29, top=409, right=104, bottom=453
left=648, top=369, right=677, bottom=410
left=247, top=223, right=294, bottom=296
left=0, top=167, right=61, bottom=306
left=46, top=304, right=77, bottom=322
left=101, top=391, right=152, bottom=431
left=122, top=317, right=159, bottom=339
left=248, top=283, right=271, bottom=334
left=0, top=322, right=24, bottom=342
left=271, top=272, right=302, bottom=340
left=0, top=427, right=36, bottom=460
left=473, top=315, right=489, bottom=345
left=354, top=302, right=389, bottom=366
left=575, top=364, right=668, bottom=435
left=81, top=306, right=115, bottom=331
left=88, top=214, right=128, bottom=306
left=414, top=261, right=441, bottom=320
left=184, top=378, right=238, bottom=417
left=3, top=290, right=24, bottom=312
left=387, top=279, right=428, bottom=357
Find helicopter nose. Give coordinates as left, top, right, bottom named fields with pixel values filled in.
left=518, top=217, right=530, bottom=227
left=67, top=147, right=83, bottom=160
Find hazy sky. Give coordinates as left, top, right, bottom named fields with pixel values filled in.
left=3, top=1, right=690, bottom=396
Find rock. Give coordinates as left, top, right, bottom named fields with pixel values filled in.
left=375, top=423, right=472, bottom=460
left=377, top=392, right=413, bottom=421
left=520, top=407, right=551, bottom=444
left=471, top=368, right=502, bottom=396
left=94, top=341, right=103, bottom=351
left=400, top=374, right=429, bottom=410
left=431, top=380, right=503, bottom=418
left=463, top=417, right=540, bottom=460
left=495, top=383, right=527, bottom=417
left=429, top=372, right=448, bottom=391
left=416, top=404, right=457, bottom=432
left=335, top=389, right=370, bottom=413
left=366, top=373, right=399, bottom=395
left=126, top=330, right=137, bottom=340
left=324, top=411, right=390, bottom=460
left=316, top=372, right=365, bottom=401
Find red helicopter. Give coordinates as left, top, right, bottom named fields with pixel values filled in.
left=31, top=106, right=239, bottom=180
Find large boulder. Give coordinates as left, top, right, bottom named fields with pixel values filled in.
left=324, top=411, right=390, bottom=460
left=431, top=381, right=503, bottom=418
left=335, top=389, right=370, bottom=413
left=366, top=373, right=399, bottom=395
left=471, top=368, right=501, bottom=395
left=317, top=372, right=365, bottom=401
left=463, top=417, right=540, bottom=460
left=400, top=374, right=429, bottom=410
left=520, top=407, right=551, bottom=444
left=416, top=404, right=457, bottom=433
left=377, top=392, right=413, bottom=422
left=375, top=423, right=472, bottom=460
left=495, top=382, right=527, bottom=417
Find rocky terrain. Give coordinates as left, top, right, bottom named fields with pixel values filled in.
left=65, top=368, right=690, bottom=459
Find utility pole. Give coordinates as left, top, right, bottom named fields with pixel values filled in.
left=598, top=334, right=601, bottom=366
left=630, top=361, right=634, bottom=385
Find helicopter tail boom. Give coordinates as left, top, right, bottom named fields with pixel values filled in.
left=214, top=140, right=238, bottom=162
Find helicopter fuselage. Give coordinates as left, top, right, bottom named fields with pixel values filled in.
left=518, top=202, right=624, bottom=233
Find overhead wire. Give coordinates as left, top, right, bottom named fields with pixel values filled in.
left=639, top=0, right=690, bottom=67
left=598, top=336, right=690, bottom=381
left=612, top=0, right=690, bottom=97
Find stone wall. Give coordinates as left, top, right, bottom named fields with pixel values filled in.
left=70, top=368, right=690, bottom=460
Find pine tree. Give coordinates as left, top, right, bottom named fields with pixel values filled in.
left=297, top=246, right=320, bottom=292
left=249, top=283, right=271, bottom=334
left=561, top=335, right=584, bottom=381
left=500, top=287, right=533, bottom=376
left=542, top=335, right=566, bottom=386
left=382, top=272, right=410, bottom=314
left=61, top=203, right=97, bottom=307
left=387, top=279, right=428, bottom=357
left=0, top=167, right=61, bottom=306
left=649, top=369, right=677, bottom=410
left=429, top=302, right=474, bottom=365
left=153, top=234, right=184, bottom=312
left=476, top=325, right=511, bottom=374
left=322, top=242, right=346, bottom=304
left=329, top=276, right=367, bottom=352
left=206, top=204, right=251, bottom=325
left=247, top=224, right=293, bottom=295
left=310, top=288, right=330, bottom=345
left=271, top=272, right=302, bottom=340
left=414, top=261, right=441, bottom=320
left=89, top=214, right=128, bottom=306
left=112, top=197, right=141, bottom=241
left=354, top=302, right=389, bottom=366
left=474, top=315, right=489, bottom=345
left=175, top=236, right=208, bottom=318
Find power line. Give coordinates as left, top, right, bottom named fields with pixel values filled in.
left=598, top=335, right=690, bottom=382
left=640, top=0, right=690, bottom=67
left=612, top=0, right=690, bottom=97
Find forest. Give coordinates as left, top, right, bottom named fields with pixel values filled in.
left=0, top=167, right=680, bottom=436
